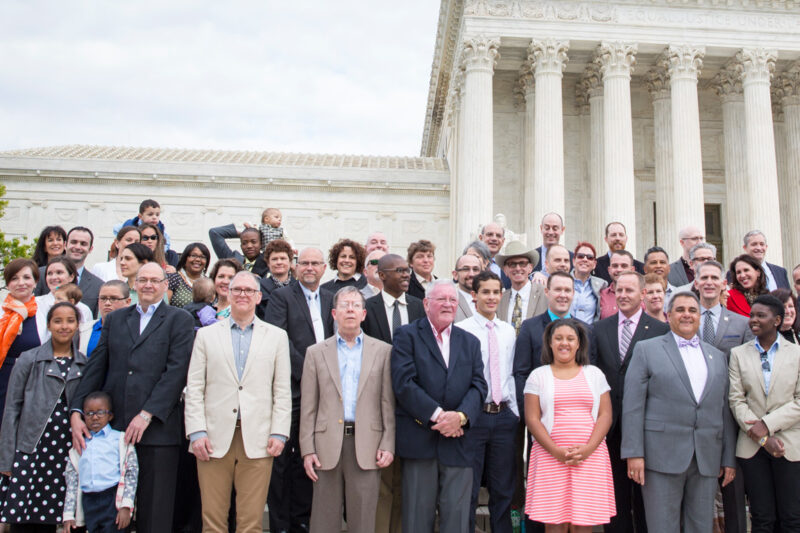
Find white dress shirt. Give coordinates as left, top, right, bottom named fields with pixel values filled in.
left=672, top=333, right=708, bottom=402
left=506, top=281, right=532, bottom=321
left=456, top=314, right=518, bottom=416
left=381, top=290, right=409, bottom=338
left=762, top=261, right=778, bottom=291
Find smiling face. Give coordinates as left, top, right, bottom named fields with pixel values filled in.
left=45, top=231, right=65, bottom=258
left=605, top=223, right=628, bottom=252
left=549, top=324, right=580, bottom=366
left=479, top=223, right=505, bottom=256
left=239, top=230, right=262, bottom=261
left=616, top=273, right=645, bottom=317
left=365, top=232, right=389, bottom=255
left=379, top=257, right=411, bottom=297
left=411, top=250, right=435, bottom=278
left=134, top=263, right=167, bottom=307
left=694, top=263, right=724, bottom=304
left=214, top=265, right=237, bottom=299
left=735, top=260, right=759, bottom=290
left=502, top=256, right=533, bottom=288
left=668, top=295, right=701, bottom=339
left=453, top=255, right=482, bottom=293
left=473, top=278, right=502, bottom=319
left=140, top=227, right=159, bottom=251
left=608, top=253, right=634, bottom=282
left=48, top=305, right=79, bottom=346
left=573, top=246, right=596, bottom=277
left=228, top=272, right=261, bottom=317
left=545, top=245, right=571, bottom=274
left=297, top=248, right=326, bottom=290
left=424, top=283, right=458, bottom=331
left=643, top=283, right=665, bottom=314
left=7, top=266, right=36, bottom=302
left=46, top=262, right=74, bottom=291
left=117, top=230, right=140, bottom=250
left=783, top=298, right=796, bottom=331
left=336, top=246, right=357, bottom=278
left=749, top=302, right=781, bottom=339
left=744, top=233, right=767, bottom=262
left=66, top=230, right=93, bottom=267
left=540, top=214, right=564, bottom=247
left=644, top=251, right=670, bottom=279
left=184, top=246, right=208, bottom=276
left=545, top=275, right=574, bottom=316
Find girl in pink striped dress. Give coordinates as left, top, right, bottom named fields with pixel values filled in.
left=524, top=318, right=615, bottom=531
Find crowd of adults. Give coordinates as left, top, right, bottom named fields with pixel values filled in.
left=1, top=200, right=800, bottom=533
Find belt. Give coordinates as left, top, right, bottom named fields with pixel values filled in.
left=483, top=402, right=508, bottom=414
left=344, top=422, right=355, bottom=436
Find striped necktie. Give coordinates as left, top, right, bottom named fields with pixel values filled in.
left=619, top=319, right=633, bottom=361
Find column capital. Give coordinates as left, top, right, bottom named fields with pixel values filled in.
left=775, top=63, right=800, bottom=107
left=445, top=68, right=465, bottom=127
left=595, top=41, right=637, bottom=81
left=576, top=64, right=602, bottom=111
left=662, top=44, right=705, bottom=82
left=712, top=61, right=744, bottom=104
left=736, top=48, right=777, bottom=86
left=460, top=36, right=500, bottom=74
left=514, top=63, right=535, bottom=107
left=528, top=39, right=569, bottom=77
left=644, top=67, right=670, bottom=101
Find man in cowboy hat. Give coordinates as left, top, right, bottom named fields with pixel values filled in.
left=495, top=241, right=545, bottom=335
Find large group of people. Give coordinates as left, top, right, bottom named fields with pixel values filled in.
left=1, top=198, right=800, bottom=533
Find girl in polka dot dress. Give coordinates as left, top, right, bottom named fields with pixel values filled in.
left=0, top=303, right=88, bottom=532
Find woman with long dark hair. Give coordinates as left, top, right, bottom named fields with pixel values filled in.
left=30, top=226, right=67, bottom=268
left=727, top=254, right=769, bottom=317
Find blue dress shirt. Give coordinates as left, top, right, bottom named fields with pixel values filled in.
left=87, top=319, right=103, bottom=357
left=571, top=278, right=597, bottom=325
left=79, top=424, right=122, bottom=493
left=754, top=336, right=780, bottom=393
left=547, top=309, right=571, bottom=322
left=337, top=333, right=363, bottom=422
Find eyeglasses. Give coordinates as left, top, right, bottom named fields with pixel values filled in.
left=575, top=253, right=595, bottom=260
left=431, top=297, right=459, bottom=304
left=381, top=267, right=412, bottom=275
left=455, top=267, right=482, bottom=273
left=230, top=287, right=259, bottom=296
left=760, top=350, right=771, bottom=372
left=85, top=410, right=112, bottom=418
left=505, top=260, right=530, bottom=269
left=368, top=259, right=380, bottom=266
left=99, top=296, right=126, bottom=303
left=187, top=254, right=207, bottom=260
left=298, top=261, right=324, bottom=268
left=337, top=301, right=364, bottom=310
left=135, top=278, right=166, bottom=285
left=140, top=235, right=159, bottom=241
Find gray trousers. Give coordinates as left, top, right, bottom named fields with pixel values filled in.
left=641, top=456, right=717, bottom=533
left=401, top=458, right=472, bottom=533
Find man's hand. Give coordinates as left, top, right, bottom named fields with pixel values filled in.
left=70, top=411, right=91, bottom=453
left=124, top=411, right=152, bottom=444
left=63, top=519, right=76, bottom=533
left=267, top=438, right=285, bottom=457
left=745, top=419, right=769, bottom=441
left=719, top=467, right=736, bottom=487
left=303, top=453, right=321, bottom=482
left=531, top=272, right=547, bottom=286
left=765, top=436, right=786, bottom=458
left=431, top=411, right=462, bottom=437
left=627, top=457, right=645, bottom=485
left=116, top=508, right=132, bottom=529
left=191, top=437, right=214, bottom=462
left=376, top=449, right=394, bottom=468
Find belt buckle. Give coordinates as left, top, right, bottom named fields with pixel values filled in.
left=483, top=402, right=504, bottom=414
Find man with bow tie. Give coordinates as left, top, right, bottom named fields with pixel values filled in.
left=621, top=291, right=737, bottom=533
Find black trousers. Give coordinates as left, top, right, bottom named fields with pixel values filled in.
left=469, top=408, right=518, bottom=533
left=135, top=444, right=180, bottom=533
left=604, top=424, right=647, bottom=533
left=267, top=417, right=311, bottom=532
left=739, top=448, right=800, bottom=533
left=83, top=485, right=125, bottom=533
left=718, top=462, right=747, bottom=533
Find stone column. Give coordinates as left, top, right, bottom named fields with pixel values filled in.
left=713, top=63, right=748, bottom=264
left=578, top=65, right=605, bottom=249
left=530, top=39, right=569, bottom=232
left=596, top=42, right=637, bottom=253
left=645, top=66, right=676, bottom=258
left=454, top=36, right=499, bottom=251
left=518, top=65, right=537, bottom=240
left=663, top=45, right=706, bottom=241
left=776, top=65, right=800, bottom=268
left=447, top=67, right=464, bottom=259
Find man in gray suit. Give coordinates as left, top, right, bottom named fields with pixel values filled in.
left=622, top=291, right=737, bottom=533
left=695, top=259, right=752, bottom=533
left=667, top=226, right=704, bottom=287
left=452, top=254, right=481, bottom=322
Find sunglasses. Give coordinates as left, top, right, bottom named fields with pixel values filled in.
left=575, top=253, right=595, bottom=260
left=368, top=259, right=380, bottom=266
left=140, top=234, right=159, bottom=241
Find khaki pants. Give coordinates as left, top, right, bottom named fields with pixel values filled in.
left=196, top=427, right=274, bottom=533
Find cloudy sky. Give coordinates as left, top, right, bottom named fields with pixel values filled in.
left=0, top=1, right=441, bottom=156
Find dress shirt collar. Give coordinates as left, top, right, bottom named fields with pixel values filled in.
left=415, top=271, right=431, bottom=287
left=136, top=299, right=161, bottom=317
left=90, top=423, right=112, bottom=438
left=618, top=307, right=643, bottom=327
left=471, top=312, right=499, bottom=329
left=381, top=290, right=407, bottom=308
left=231, top=318, right=255, bottom=332
left=428, top=319, right=452, bottom=340
left=300, top=283, right=319, bottom=300
left=336, top=332, right=364, bottom=348
left=754, top=335, right=780, bottom=355
left=547, top=309, right=571, bottom=322
left=700, top=303, right=722, bottom=316
left=511, top=281, right=531, bottom=299
left=93, top=319, right=103, bottom=332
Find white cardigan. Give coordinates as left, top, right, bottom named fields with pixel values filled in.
left=523, top=365, right=610, bottom=433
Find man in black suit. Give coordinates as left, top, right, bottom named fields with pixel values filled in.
left=208, top=223, right=269, bottom=276
left=593, top=222, right=644, bottom=284
left=35, top=226, right=103, bottom=317
left=391, top=279, right=487, bottom=533
left=532, top=212, right=574, bottom=273
left=362, top=253, right=425, bottom=533
left=70, top=262, right=194, bottom=533
left=742, top=229, right=790, bottom=290
left=264, top=247, right=334, bottom=533
left=592, top=271, right=669, bottom=533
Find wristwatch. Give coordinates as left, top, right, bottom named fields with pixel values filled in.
left=759, top=435, right=768, bottom=447
left=457, top=412, right=468, bottom=427
left=139, top=412, right=152, bottom=423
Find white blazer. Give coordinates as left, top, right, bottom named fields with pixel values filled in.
left=184, top=317, right=292, bottom=459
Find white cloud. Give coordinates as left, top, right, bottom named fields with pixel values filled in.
left=0, top=0, right=441, bottom=156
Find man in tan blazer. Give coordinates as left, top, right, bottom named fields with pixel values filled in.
left=495, top=242, right=545, bottom=333
left=185, top=271, right=292, bottom=533
left=729, top=294, right=800, bottom=532
left=300, top=286, right=395, bottom=533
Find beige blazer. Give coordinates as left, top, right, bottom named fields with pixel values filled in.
left=729, top=339, right=800, bottom=461
left=299, top=334, right=395, bottom=471
left=497, top=282, right=547, bottom=322
left=78, top=319, right=99, bottom=355
left=184, top=317, right=292, bottom=459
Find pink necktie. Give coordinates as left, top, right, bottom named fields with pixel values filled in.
left=486, top=321, right=502, bottom=405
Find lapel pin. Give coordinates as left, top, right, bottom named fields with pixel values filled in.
left=724, top=317, right=729, bottom=322
left=644, top=325, right=649, bottom=330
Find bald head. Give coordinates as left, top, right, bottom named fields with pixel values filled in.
left=134, top=263, right=167, bottom=307
left=540, top=212, right=565, bottom=247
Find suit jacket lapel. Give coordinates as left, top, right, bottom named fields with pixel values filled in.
left=715, top=309, right=732, bottom=344
left=292, top=284, right=314, bottom=331
left=239, top=320, right=264, bottom=383
left=357, top=336, right=378, bottom=400
left=663, top=335, right=697, bottom=404
left=458, top=293, right=471, bottom=318
left=320, top=290, right=334, bottom=336
left=133, top=303, right=167, bottom=349
left=419, top=320, right=447, bottom=370
left=622, top=315, right=652, bottom=366
left=322, top=337, right=343, bottom=397
left=603, top=316, right=621, bottom=369
left=126, top=306, right=140, bottom=345
left=498, top=291, right=510, bottom=321
left=696, top=341, right=717, bottom=405
left=373, top=296, right=392, bottom=342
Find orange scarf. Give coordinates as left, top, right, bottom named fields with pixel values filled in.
left=0, top=295, right=38, bottom=367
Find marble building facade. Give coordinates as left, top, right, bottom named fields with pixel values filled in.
left=3, top=0, right=800, bottom=272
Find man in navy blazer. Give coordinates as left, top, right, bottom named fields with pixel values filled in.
left=531, top=212, right=574, bottom=273
left=741, top=230, right=790, bottom=290
left=391, top=279, right=487, bottom=533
